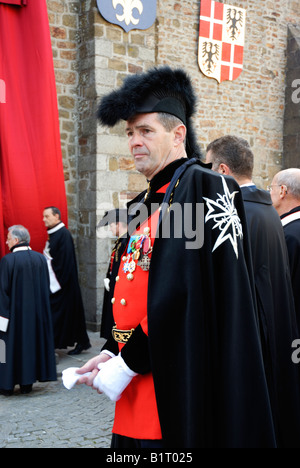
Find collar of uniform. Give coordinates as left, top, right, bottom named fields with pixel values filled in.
left=11, top=245, right=32, bottom=253
left=47, top=222, right=65, bottom=235
left=240, top=183, right=256, bottom=188
left=147, top=158, right=187, bottom=194
left=128, top=159, right=187, bottom=226
left=281, top=206, right=300, bottom=226
left=280, top=206, right=300, bottom=219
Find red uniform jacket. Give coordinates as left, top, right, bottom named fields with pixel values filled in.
left=111, top=184, right=169, bottom=439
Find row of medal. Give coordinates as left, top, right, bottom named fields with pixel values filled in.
left=122, top=227, right=152, bottom=281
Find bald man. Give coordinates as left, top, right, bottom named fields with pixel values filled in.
left=270, top=168, right=300, bottom=327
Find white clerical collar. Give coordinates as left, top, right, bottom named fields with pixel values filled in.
left=48, top=222, right=65, bottom=234
left=281, top=211, right=300, bottom=227
left=13, top=246, right=32, bottom=253
left=240, top=183, right=256, bottom=188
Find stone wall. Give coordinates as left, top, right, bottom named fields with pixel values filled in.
left=284, top=24, right=300, bottom=169
left=47, top=0, right=300, bottom=329
left=154, top=0, right=300, bottom=185
left=47, top=1, right=79, bottom=229
left=47, top=1, right=99, bottom=328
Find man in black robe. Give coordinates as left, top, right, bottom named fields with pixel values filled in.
left=43, top=207, right=91, bottom=355
left=98, top=209, right=128, bottom=340
left=76, top=66, right=276, bottom=448
left=270, top=168, right=300, bottom=327
left=206, top=136, right=300, bottom=448
left=0, top=225, right=57, bottom=395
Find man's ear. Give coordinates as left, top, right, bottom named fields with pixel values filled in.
left=173, top=124, right=187, bottom=147
left=219, top=163, right=230, bottom=175
left=279, top=184, right=288, bottom=199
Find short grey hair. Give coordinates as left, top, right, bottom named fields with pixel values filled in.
left=157, top=112, right=184, bottom=132
left=8, top=225, right=30, bottom=244
left=276, top=169, right=300, bottom=200
left=157, top=112, right=187, bottom=148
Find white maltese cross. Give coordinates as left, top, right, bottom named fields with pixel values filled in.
left=203, top=176, right=243, bottom=259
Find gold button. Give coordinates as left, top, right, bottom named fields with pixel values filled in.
left=111, top=298, right=115, bottom=304
left=120, top=298, right=127, bottom=306
left=116, top=276, right=120, bottom=282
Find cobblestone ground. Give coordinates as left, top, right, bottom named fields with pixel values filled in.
left=0, top=332, right=115, bottom=448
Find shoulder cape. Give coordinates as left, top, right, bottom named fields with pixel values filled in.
left=147, top=159, right=275, bottom=448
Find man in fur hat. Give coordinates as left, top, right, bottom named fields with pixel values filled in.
left=98, top=209, right=128, bottom=339
left=77, top=66, right=276, bottom=448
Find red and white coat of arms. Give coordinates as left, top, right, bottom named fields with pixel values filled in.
left=198, top=0, right=246, bottom=83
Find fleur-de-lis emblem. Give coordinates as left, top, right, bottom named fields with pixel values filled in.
left=112, top=0, right=143, bottom=26
left=96, top=0, right=156, bottom=33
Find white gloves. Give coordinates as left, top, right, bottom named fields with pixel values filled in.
left=93, top=353, right=137, bottom=401
left=62, top=367, right=92, bottom=390
left=62, top=354, right=137, bottom=402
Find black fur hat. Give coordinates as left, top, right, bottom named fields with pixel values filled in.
left=97, top=66, right=202, bottom=159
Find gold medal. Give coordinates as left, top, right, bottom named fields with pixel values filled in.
left=133, top=250, right=140, bottom=261
left=122, top=227, right=152, bottom=279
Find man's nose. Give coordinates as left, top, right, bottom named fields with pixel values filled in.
left=130, top=133, right=143, bottom=147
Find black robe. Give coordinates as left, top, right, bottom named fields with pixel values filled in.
left=104, top=159, right=276, bottom=448
left=0, top=247, right=57, bottom=390
left=241, top=186, right=300, bottom=448
left=46, top=224, right=89, bottom=349
left=281, top=206, right=300, bottom=328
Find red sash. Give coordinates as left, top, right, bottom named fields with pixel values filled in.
left=112, top=184, right=169, bottom=439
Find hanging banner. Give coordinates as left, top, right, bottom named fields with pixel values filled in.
left=198, top=0, right=246, bottom=83
left=0, top=0, right=68, bottom=256
left=0, top=0, right=26, bottom=4
left=96, top=0, right=157, bottom=33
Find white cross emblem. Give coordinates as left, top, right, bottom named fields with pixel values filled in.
left=203, top=176, right=243, bottom=259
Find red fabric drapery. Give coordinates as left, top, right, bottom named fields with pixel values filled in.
left=0, top=1, right=27, bottom=5
left=0, top=0, right=67, bottom=256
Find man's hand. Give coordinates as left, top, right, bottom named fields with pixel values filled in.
left=93, top=354, right=138, bottom=401
left=76, top=353, right=111, bottom=388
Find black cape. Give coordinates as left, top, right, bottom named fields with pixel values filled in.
left=47, top=224, right=89, bottom=349
left=0, top=247, right=57, bottom=390
left=105, top=159, right=276, bottom=448
left=241, top=186, right=300, bottom=448
left=281, top=206, right=300, bottom=329
left=147, top=161, right=275, bottom=447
